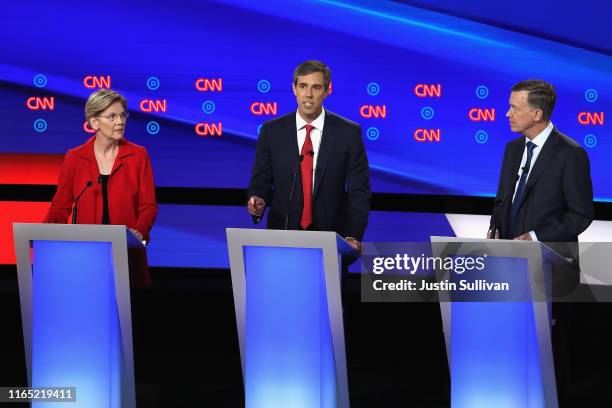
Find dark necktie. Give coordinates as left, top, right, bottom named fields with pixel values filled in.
left=508, top=141, right=536, bottom=238
left=300, top=124, right=314, bottom=230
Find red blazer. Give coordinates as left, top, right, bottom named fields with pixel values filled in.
left=45, top=136, right=158, bottom=242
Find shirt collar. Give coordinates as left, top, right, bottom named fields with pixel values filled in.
left=296, top=107, right=325, bottom=132
left=526, top=121, right=553, bottom=148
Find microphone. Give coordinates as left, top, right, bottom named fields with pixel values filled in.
left=488, top=174, right=519, bottom=239
left=285, top=154, right=304, bottom=230
left=72, top=180, right=93, bottom=224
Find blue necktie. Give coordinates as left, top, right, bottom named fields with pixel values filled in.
left=508, top=141, right=536, bottom=238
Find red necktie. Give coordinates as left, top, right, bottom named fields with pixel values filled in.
left=300, top=124, right=314, bottom=230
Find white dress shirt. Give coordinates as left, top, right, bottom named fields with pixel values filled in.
left=512, top=121, right=554, bottom=241
left=296, top=108, right=325, bottom=189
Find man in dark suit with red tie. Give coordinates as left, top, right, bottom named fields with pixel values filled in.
left=247, top=60, right=371, bottom=250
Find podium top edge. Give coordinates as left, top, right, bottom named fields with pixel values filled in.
left=226, top=228, right=356, bottom=255
left=13, top=223, right=143, bottom=247
left=430, top=236, right=539, bottom=244
left=226, top=228, right=342, bottom=240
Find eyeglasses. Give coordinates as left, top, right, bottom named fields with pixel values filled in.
left=97, top=112, right=130, bottom=122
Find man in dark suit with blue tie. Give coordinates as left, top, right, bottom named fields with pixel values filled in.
left=490, top=79, right=594, bottom=402
left=247, top=60, right=371, bottom=251
left=490, top=79, right=593, bottom=248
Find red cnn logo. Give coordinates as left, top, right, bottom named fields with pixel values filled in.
left=26, top=97, right=55, bottom=110
left=83, top=75, right=112, bottom=89
left=468, top=108, right=496, bottom=122
left=140, top=99, right=167, bottom=113
left=414, top=84, right=442, bottom=98
left=578, top=112, right=605, bottom=125
left=360, top=105, right=387, bottom=119
left=195, top=122, right=223, bottom=136
left=414, top=129, right=441, bottom=142
left=250, top=102, right=278, bottom=116
left=83, top=120, right=96, bottom=134
left=195, top=78, right=223, bottom=92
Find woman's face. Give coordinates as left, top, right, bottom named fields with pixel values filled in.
left=90, top=101, right=127, bottom=141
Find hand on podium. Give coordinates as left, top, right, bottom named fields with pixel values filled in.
left=344, top=236, right=361, bottom=252
left=486, top=229, right=500, bottom=239
left=129, top=228, right=144, bottom=242
left=247, top=196, right=266, bottom=217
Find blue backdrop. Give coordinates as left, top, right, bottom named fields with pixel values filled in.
left=2, top=0, right=610, bottom=198
left=1, top=0, right=610, bottom=268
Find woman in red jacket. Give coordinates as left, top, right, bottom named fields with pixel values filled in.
left=45, top=89, right=157, bottom=243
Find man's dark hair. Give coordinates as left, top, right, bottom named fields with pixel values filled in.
left=511, top=79, right=556, bottom=120
left=293, top=60, right=331, bottom=91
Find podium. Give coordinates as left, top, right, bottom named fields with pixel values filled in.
left=226, top=228, right=356, bottom=408
left=430, top=237, right=577, bottom=408
left=13, top=223, right=141, bottom=408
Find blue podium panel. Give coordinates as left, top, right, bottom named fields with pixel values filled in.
left=244, top=246, right=335, bottom=408
left=450, top=257, right=545, bottom=408
left=32, top=240, right=121, bottom=408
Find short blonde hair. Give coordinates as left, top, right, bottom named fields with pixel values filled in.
left=85, top=89, right=127, bottom=121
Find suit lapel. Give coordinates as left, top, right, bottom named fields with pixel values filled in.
left=516, top=130, right=559, bottom=209
left=78, top=136, right=135, bottom=179
left=313, top=111, right=337, bottom=198
left=287, top=113, right=299, bottom=161
left=111, top=139, right=133, bottom=175
left=284, top=114, right=302, bottom=206
left=77, top=137, right=100, bottom=184
left=506, top=139, right=524, bottom=192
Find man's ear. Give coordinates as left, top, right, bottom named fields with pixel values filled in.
left=533, top=109, right=544, bottom=122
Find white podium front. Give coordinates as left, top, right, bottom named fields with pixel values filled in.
left=227, top=228, right=356, bottom=408
left=13, top=223, right=140, bottom=408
